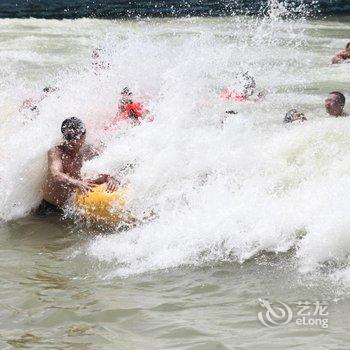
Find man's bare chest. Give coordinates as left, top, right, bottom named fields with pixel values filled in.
left=61, top=154, right=84, bottom=176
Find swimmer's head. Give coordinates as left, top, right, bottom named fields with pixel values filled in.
left=120, top=87, right=133, bottom=106
left=325, top=91, right=345, bottom=117
left=61, top=117, right=86, bottom=146
left=284, top=109, right=306, bottom=123
left=346, top=42, right=350, bottom=52
left=121, top=87, right=132, bottom=97
left=241, top=72, right=256, bottom=97
left=92, top=48, right=102, bottom=60
left=43, top=86, right=58, bottom=94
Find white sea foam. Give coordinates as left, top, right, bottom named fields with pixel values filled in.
left=1, top=9, right=350, bottom=277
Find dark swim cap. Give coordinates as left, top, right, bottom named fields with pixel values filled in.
left=121, top=87, right=132, bottom=96
left=61, top=117, right=86, bottom=141
left=43, top=86, right=58, bottom=94
left=242, top=72, right=256, bottom=90
left=284, top=109, right=306, bottom=123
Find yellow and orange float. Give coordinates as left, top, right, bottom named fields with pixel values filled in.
left=76, top=184, right=127, bottom=225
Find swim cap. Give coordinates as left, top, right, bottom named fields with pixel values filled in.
left=121, top=87, right=132, bottom=96
left=61, top=117, right=86, bottom=141
left=43, top=86, right=58, bottom=94
left=284, top=109, right=306, bottom=123
left=242, top=72, right=256, bottom=97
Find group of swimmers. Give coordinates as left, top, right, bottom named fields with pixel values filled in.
left=284, top=91, right=347, bottom=123
left=283, top=42, right=349, bottom=123
left=37, top=87, right=148, bottom=216
left=35, top=42, right=348, bottom=216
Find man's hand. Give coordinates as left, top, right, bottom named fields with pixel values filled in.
left=73, top=179, right=96, bottom=195
left=82, top=174, right=120, bottom=193
left=105, top=176, right=120, bottom=193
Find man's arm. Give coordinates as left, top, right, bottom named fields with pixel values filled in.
left=48, top=148, right=93, bottom=194
left=19, top=98, right=36, bottom=112
left=81, top=145, right=119, bottom=192
left=332, top=55, right=341, bottom=64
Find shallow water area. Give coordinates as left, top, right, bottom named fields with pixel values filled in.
left=1, top=13, right=350, bottom=349
left=1, top=217, right=350, bottom=349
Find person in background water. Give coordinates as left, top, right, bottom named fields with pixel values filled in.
left=118, top=87, right=145, bottom=123
left=220, top=72, right=265, bottom=102
left=91, top=48, right=110, bottom=72
left=325, top=91, right=347, bottom=117
left=20, top=86, right=58, bottom=118
left=106, top=87, right=150, bottom=130
left=331, top=42, right=350, bottom=64
left=38, top=117, right=119, bottom=215
left=283, top=109, right=307, bottom=123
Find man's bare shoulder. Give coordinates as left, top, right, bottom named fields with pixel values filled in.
left=48, top=145, right=63, bottom=158
left=82, top=143, right=100, bottom=160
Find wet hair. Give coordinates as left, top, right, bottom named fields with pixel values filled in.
left=43, top=86, right=57, bottom=94
left=61, top=117, right=86, bottom=141
left=121, top=87, right=132, bottom=96
left=284, top=109, right=305, bottom=123
left=346, top=42, right=350, bottom=50
left=242, top=72, right=255, bottom=86
left=92, top=48, right=102, bottom=56
left=329, top=91, right=346, bottom=108
left=242, top=72, right=256, bottom=96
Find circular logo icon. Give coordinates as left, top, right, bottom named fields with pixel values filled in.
left=258, top=298, right=293, bottom=328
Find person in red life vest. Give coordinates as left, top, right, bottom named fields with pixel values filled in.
left=220, top=72, right=263, bottom=102
left=91, top=48, right=110, bottom=73
left=117, top=87, right=144, bottom=125
left=220, top=87, right=247, bottom=102
left=106, top=87, right=151, bottom=132
left=332, top=42, right=350, bottom=64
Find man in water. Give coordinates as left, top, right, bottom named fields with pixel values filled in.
left=118, top=87, right=144, bottom=121
left=38, top=117, right=119, bottom=215
left=283, top=109, right=307, bottom=123
left=106, top=87, right=149, bottom=130
left=20, top=86, right=58, bottom=111
left=91, top=47, right=110, bottom=72
left=118, top=87, right=133, bottom=112
left=325, top=91, right=347, bottom=117
left=331, top=42, right=350, bottom=64
left=20, top=86, right=58, bottom=121
left=220, top=72, right=265, bottom=102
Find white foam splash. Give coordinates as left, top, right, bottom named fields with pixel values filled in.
left=1, top=12, right=350, bottom=277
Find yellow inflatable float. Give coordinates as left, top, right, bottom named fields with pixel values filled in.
left=76, top=184, right=126, bottom=225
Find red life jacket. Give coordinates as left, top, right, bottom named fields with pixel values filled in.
left=220, top=88, right=247, bottom=102
left=116, top=102, right=144, bottom=122
left=105, top=101, right=148, bottom=132
left=125, top=102, right=143, bottom=119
